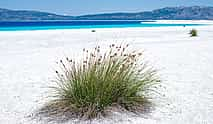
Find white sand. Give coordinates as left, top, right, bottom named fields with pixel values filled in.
left=0, top=21, right=213, bottom=124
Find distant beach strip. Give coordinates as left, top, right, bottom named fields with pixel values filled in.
left=0, top=20, right=205, bottom=31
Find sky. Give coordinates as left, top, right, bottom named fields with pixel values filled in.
left=0, top=0, right=213, bottom=16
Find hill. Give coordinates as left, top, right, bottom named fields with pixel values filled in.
left=77, top=6, right=213, bottom=20
left=0, top=6, right=213, bottom=21
left=0, top=8, right=74, bottom=21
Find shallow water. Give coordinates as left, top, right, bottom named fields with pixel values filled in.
left=0, top=21, right=203, bottom=31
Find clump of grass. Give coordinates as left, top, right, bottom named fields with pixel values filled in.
left=189, top=29, right=198, bottom=37
left=50, top=44, right=160, bottom=119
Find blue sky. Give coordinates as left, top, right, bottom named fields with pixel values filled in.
left=0, top=0, right=213, bottom=15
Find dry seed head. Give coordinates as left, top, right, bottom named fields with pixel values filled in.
left=83, top=64, right=86, bottom=69
left=138, top=52, right=143, bottom=56
left=132, top=54, right=136, bottom=58
left=91, top=53, right=94, bottom=57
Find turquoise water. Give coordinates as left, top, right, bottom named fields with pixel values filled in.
left=0, top=23, right=204, bottom=31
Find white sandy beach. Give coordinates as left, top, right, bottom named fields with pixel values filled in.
left=0, top=20, right=213, bottom=124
